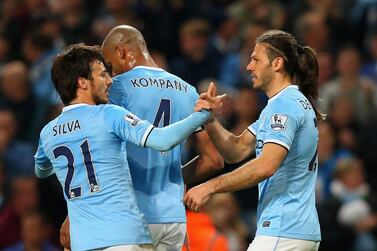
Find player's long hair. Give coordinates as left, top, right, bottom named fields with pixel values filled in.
left=256, top=30, right=325, bottom=120
left=51, top=44, right=105, bottom=105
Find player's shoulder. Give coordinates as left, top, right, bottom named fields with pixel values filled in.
left=99, top=104, right=127, bottom=113
left=267, top=86, right=306, bottom=115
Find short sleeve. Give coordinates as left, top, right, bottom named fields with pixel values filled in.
left=103, top=105, right=154, bottom=146
left=34, top=138, right=53, bottom=177
left=263, top=107, right=303, bottom=151
left=248, top=119, right=259, bottom=136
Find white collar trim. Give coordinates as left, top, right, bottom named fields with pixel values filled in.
left=134, top=66, right=164, bottom=72
left=268, top=85, right=298, bottom=103
left=62, top=103, right=88, bottom=112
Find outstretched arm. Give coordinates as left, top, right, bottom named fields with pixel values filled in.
left=184, top=143, right=288, bottom=211
left=145, top=110, right=210, bottom=151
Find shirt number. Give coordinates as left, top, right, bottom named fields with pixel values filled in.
left=53, top=140, right=99, bottom=199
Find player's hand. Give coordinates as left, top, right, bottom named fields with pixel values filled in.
left=60, top=216, right=71, bottom=250
left=184, top=183, right=212, bottom=212
left=199, top=82, right=227, bottom=111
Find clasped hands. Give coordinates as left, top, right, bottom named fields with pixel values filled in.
left=194, top=82, right=226, bottom=117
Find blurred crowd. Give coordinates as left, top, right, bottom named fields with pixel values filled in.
left=0, top=0, right=376, bottom=250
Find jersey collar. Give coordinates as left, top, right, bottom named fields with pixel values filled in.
left=62, top=103, right=89, bottom=112
left=268, top=85, right=298, bottom=103
left=133, top=66, right=165, bottom=72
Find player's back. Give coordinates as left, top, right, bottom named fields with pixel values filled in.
left=110, top=66, right=198, bottom=223
left=251, top=86, right=321, bottom=241
left=38, top=104, right=150, bottom=250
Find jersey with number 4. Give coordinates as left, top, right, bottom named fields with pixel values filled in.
left=248, top=85, right=321, bottom=241
left=34, top=104, right=153, bottom=251
left=109, top=66, right=198, bottom=224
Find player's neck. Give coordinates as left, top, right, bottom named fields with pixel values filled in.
left=265, top=75, right=292, bottom=98
left=69, top=95, right=95, bottom=106
left=136, top=55, right=159, bottom=68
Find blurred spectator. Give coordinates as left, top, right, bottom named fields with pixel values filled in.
left=0, top=108, right=34, bottom=178
left=208, top=14, right=240, bottom=60
left=37, top=15, right=65, bottom=50
left=327, top=96, right=360, bottom=153
left=22, top=31, right=62, bottom=142
left=331, top=157, right=376, bottom=251
left=361, top=33, right=377, bottom=84
left=228, top=0, right=286, bottom=33
left=230, top=86, right=261, bottom=135
left=319, top=46, right=377, bottom=126
left=207, top=193, right=249, bottom=251
left=0, top=177, right=39, bottom=248
left=0, top=61, right=38, bottom=141
left=218, top=23, right=267, bottom=88
left=169, top=18, right=220, bottom=87
left=318, top=157, right=375, bottom=251
left=359, top=115, right=377, bottom=187
left=183, top=210, right=229, bottom=251
left=317, top=51, right=335, bottom=87
left=92, top=0, right=140, bottom=42
left=0, top=34, right=11, bottom=68
left=0, top=162, right=6, bottom=211
left=3, top=210, right=59, bottom=251
left=295, top=10, right=331, bottom=52
left=350, top=0, right=377, bottom=49
left=317, top=120, right=352, bottom=202
left=59, top=0, right=95, bottom=45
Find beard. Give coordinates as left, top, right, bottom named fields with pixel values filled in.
left=253, top=67, right=274, bottom=91
left=93, top=95, right=107, bottom=105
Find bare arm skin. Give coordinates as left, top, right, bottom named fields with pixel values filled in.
left=184, top=143, right=288, bottom=211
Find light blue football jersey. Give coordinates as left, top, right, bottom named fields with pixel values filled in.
left=109, top=66, right=198, bottom=224
left=248, top=85, right=321, bottom=241
left=34, top=104, right=154, bottom=251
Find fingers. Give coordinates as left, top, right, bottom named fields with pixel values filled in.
left=60, top=217, right=71, bottom=250
left=207, top=82, right=217, bottom=98
left=184, top=189, right=206, bottom=212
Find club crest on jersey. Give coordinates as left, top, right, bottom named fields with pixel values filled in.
left=271, top=114, right=288, bottom=131
left=124, top=114, right=140, bottom=126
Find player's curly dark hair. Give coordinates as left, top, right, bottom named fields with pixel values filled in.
left=51, top=44, right=106, bottom=105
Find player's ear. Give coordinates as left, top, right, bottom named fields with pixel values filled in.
left=116, top=46, right=126, bottom=60
left=77, top=77, right=89, bottom=90
left=272, top=56, right=284, bottom=72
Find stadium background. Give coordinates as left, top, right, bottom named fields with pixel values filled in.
left=0, top=0, right=376, bottom=250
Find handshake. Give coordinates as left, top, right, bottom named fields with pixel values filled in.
left=194, top=82, right=227, bottom=118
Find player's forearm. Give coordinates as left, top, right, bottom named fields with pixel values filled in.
left=205, top=120, right=246, bottom=163
left=145, top=111, right=210, bottom=151
left=207, top=157, right=271, bottom=194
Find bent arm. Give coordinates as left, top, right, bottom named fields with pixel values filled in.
left=182, top=130, right=224, bottom=184
left=145, top=111, right=210, bottom=151
left=205, top=143, right=287, bottom=193
left=184, top=143, right=288, bottom=211
left=205, top=120, right=255, bottom=163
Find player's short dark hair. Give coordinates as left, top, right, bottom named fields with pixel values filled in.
left=51, top=44, right=105, bottom=105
